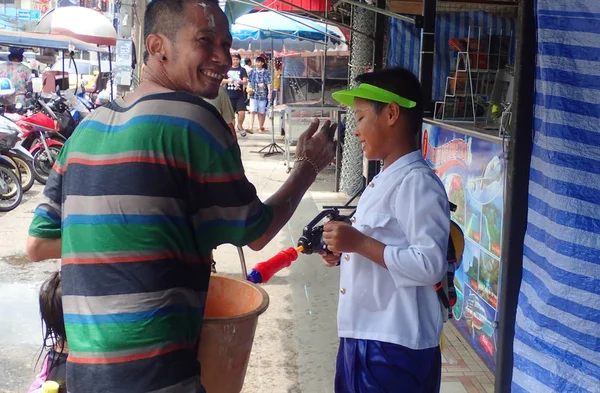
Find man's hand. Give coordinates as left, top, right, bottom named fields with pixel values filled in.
left=295, top=118, right=337, bottom=173
left=319, top=251, right=341, bottom=267
left=323, top=221, right=365, bottom=254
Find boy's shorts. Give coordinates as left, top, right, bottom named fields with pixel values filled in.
left=249, top=98, right=268, bottom=114
left=335, top=338, right=441, bottom=393
left=228, top=95, right=246, bottom=113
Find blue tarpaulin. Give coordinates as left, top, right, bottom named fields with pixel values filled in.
left=386, top=11, right=514, bottom=101
left=512, top=1, right=600, bottom=392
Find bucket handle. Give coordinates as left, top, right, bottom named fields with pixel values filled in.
left=237, top=247, right=248, bottom=279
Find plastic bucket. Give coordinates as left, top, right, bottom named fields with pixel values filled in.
left=198, top=274, right=269, bottom=393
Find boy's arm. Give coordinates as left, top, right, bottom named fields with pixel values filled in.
left=382, top=171, right=450, bottom=287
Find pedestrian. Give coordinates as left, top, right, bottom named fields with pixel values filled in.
left=243, top=57, right=253, bottom=78
left=322, top=67, right=450, bottom=393
left=272, top=58, right=282, bottom=107
left=222, top=52, right=250, bottom=136
left=248, top=55, right=272, bottom=133
left=28, top=271, right=67, bottom=393
left=25, top=0, right=336, bottom=392
left=203, top=85, right=237, bottom=139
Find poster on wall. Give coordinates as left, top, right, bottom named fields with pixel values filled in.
left=422, top=123, right=505, bottom=370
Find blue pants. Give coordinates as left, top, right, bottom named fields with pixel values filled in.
left=335, top=338, right=441, bottom=393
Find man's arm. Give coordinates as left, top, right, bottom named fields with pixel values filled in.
left=26, top=160, right=65, bottom=262
left=27, top=237, right=61, bottom=262
left=248, top=120, right=336, bottom=250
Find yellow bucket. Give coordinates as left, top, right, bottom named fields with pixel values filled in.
left=198, top=274, right=270, bottom=393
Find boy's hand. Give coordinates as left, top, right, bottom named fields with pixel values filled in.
left=318, top=251, right=341, bottom=267
left=323, top=221, right=364, bottom=254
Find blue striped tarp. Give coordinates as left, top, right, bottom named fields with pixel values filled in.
left=386, top=11, right=515, bottom=100
left=512, top=1, right=600, bottom=392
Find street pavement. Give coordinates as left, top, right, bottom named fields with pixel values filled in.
left=0, top=130, right=493, bottom=393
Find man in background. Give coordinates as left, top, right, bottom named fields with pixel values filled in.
left=204, top=85, right=237, bottom=139
left=222, top=52, right=250, bottom=136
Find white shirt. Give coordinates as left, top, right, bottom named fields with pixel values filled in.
left=338, top=150, right=450, bottom=350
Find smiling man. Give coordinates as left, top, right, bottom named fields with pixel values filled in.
left=25, top=0, right=337, bottom=392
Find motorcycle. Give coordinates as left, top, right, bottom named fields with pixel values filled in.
left=0, top=124, right=23, bottom=212
left=3, top=100, right=64, bottom=185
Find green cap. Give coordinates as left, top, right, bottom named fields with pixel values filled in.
left=332, top=83, right=417, bottom=109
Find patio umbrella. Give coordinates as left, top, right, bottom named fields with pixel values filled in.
left=231, top=11, right=342, bottom=44
left=34, top=6, right=117, bottom=46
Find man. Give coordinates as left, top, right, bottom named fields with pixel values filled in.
left=248, top=56, right=272, bottom=133
left=222, top=52, right=250, bottom=136
left=204, top=85, right=236, bottom=139
left=25, top=1, right=336, bottom=392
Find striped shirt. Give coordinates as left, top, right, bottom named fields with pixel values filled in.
left=29, top=92, right=273, bottom=393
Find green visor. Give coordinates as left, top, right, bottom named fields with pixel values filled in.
left=332, top=83, right=417, bottom=109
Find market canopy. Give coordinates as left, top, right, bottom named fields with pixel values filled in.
left=231, top=11, right=343, bottom=44
left=34, top=6, right=117, bottom=46
left=0, top=30, right=108, bottom=53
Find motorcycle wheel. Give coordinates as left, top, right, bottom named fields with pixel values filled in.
left=0, top=165, right=23, bottom=212
left=7, top=154, right=35, bottom=193
left=1, top=155, right=21, bottom=181
left=33, top=146, right=61, bottom=185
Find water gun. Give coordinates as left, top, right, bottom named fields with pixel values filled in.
left=247, top=208, right=353, bottom=284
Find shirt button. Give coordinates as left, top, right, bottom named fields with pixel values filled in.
left=344, top=254, right=350, bottom=261
left=368, top=182, right=374, bottom=188
left=340, top=288, right=346, bottom=294
left=350, top=217, right=356, bottom=223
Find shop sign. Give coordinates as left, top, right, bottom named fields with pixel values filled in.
left=423, top=123, right=506, bottom=371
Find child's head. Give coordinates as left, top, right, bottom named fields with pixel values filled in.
left=39, top=271, right=66, bottom=350
left=255, top=56, right=266, bottom=70
left=332, top=67, right=423, bottom=162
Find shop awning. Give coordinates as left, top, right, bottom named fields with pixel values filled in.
left=260, top=0, right=329, bottom=12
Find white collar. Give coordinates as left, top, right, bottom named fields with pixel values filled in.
left=374, top=150, right=423, bottom=181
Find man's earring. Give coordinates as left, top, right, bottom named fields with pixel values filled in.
left=162, top=55, right=167, bottom=61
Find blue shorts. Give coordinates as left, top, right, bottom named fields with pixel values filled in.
left=249, top=98, right=268, bottom=114
left=335, top=338, right=441, bottom=393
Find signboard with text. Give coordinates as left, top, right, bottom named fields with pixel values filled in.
left=422, top=122, right=506, bottom=371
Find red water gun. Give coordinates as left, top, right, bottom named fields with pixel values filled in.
left=246, top=208, right=353, bottom=284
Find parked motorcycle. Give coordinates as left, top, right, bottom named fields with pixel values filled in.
left=0, top=124, right=23, bottom=212
left=3, top=100, right=64, bottom=185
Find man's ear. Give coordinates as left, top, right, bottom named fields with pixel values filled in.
left=387, top=102, right=401, bottom=127
left=146, top=33, right=167, bottom=60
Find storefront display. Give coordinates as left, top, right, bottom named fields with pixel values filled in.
left=422, top=119, right=506, bottom=370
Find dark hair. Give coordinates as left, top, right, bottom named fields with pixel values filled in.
left=8, top=53, right=23, bottom=62
left=355, top=67, right=423, bottom=136
left=143, top=50, right=149, bottom=65
left=255, top=56, right=265, bottom=63
left=244, top=58, right=252, bottom=65
left=144, top=0, right=218, bottom=47
left=231, top=52, right=241, bottom=59
left=39, top=271, right=66, bottom=351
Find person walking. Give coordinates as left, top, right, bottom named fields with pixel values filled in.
left=248, top=55, right=272, bottom=133
left=222, top=52, right=250, bottom=136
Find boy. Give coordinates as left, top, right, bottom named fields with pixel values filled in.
left=323, top=67, right=450, bottom=393
left=248, top=56, right=272, bottom=133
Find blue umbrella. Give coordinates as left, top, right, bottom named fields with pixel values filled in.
left=231, top=11, right=342, bottom=44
